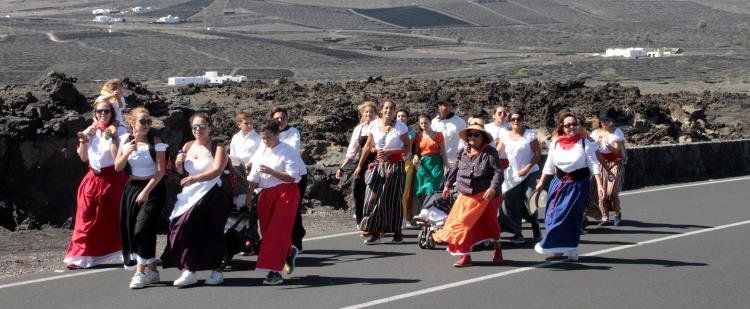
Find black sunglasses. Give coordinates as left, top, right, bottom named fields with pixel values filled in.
left=191, top=124, right=208, bottom=130
left=510, top=117, right=522, bottom=122
left=467, top=132, right=483, bottom=138
left=563, top=123, right=579, bottom=128
left=95, top=109, right=111, bottom=114
left=138, top=118, right=153, bottom=126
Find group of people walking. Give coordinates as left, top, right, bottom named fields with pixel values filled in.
left=65, top=80, right=627, bottom=290
left=66, top=80, right=309, bottom=288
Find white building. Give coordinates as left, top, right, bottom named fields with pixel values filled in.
left=168, top=71, right=247, bottom=86
left=156, top=15, right=181, bottom=24
left=604, top=47, right=648, bottom=59
left=92, top=15, right=124, bottom=23
left=131, top=6, right=152, bottom=14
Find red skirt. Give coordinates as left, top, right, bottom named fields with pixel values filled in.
left=64, top=166, right=127, bottom=268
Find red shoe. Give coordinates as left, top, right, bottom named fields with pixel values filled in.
left=453, top=255, right=472, bottom=267
left=492, top=242, right=503, bottom=263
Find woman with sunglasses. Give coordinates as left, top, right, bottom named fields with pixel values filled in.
left=433, top=117, right=504, bottom=267
left=354, top=100, right=410, bottom=244
left=534, top=112, right=603, bottom=261
left=161, top=113, right=233, bottom=287
left=497, top=109, right=542, bottom=244
left=114, top=107, right=168, bottom=289
left=589, top=110, right=626, bottom=226
left=65, top=101, right=127, bottom=269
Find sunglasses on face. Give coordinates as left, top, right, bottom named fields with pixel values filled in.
left=467, top=132, right=483, bottom=138
left=191, top=124, right=208, bottom=130
left=95, top=109, right=111, bottom=114
left=563, top=123, right=579, bottom=128
left=138, top=118, right=152, bottom=126
left=510, top=117, right=522, bottom=122
left=497, top=111, right=506, bottom=115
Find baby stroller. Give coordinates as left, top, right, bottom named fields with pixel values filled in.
left=414, top=192, right=454, bottom=249
left=222, top=204, right=260, bottom=269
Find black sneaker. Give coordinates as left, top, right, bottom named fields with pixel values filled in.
left=283, top=246, right=299, bottom=275
left=263, top=271, right=283, bottom=285
left=511, top=235, right=526, bottom=244
left=392, top=233, right=403, bottom=243
left=364, top=234, right=381, bottom=245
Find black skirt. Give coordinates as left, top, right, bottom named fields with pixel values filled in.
left=120, top=179, right=166, bottom=266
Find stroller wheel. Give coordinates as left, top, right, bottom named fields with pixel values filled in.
left=426, top=230, right=436, bottom=249
left=417, top=229, right=428, bottom=249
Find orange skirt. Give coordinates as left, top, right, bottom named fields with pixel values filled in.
left=433, top=190, right=501, bottom=255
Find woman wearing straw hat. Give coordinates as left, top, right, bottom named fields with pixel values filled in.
left=534, top=111, right=603, bottom=261
left=432, top=117, right=504, bottom=267
left=497, top=108, right=542, bottom=244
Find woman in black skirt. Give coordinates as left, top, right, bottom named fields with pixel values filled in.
left=161, top=113, right=233, bottom=287
left=114, top=107, right=167, bottom=289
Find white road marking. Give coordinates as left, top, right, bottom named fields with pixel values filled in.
left=340, top=218, right=750, bottom=309
left=2, top=176, right=748, bottom=290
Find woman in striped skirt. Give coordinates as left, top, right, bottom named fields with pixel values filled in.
left=589, top=110, right=626, bottom=226
left=354, top=100, right=410, bottom=244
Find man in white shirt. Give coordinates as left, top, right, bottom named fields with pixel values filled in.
left=270, top=106, right=306, bottom=273
left=431, top=97, right=466, bottom=169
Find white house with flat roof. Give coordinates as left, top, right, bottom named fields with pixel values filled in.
left=168, top=71, right=247, bottom=86
left=604, top=47, right=648, bottom=59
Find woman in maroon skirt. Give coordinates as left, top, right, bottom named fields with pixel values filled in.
left=161, top=113, right=233, bottom=287
left=65, top=100, right=127, bottom=269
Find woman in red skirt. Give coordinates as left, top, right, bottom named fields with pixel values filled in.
left=65, top=100, right=127, bottom=269
left=247, top=120, right=304, bottom=285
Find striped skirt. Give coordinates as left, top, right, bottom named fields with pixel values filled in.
left=360, top=160, right=405, bottom=234
left=586, top=160, right=625, bottom=220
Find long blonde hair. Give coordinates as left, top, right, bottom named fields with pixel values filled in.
left=358, top=101, right=377, bottom=124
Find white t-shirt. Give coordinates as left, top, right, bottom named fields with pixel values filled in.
left=121, top=134, right=168, bottom=177
left=368, top=120, right=409, bottom=150
left=87, top=129, right=116, bottom=171
left=485, top=122, right=510, bottom=158
left=590, top=128, right=625, bottom=154
left=502, top=129, right=540, bottom=192
left=431, top=114, right=466, bottom=165
left=345, top=122, right=373, bottom=160
left=279, top=127, right=301, bottom=153
left=229, top=130, right=261, bottom=166
left=248, top=142, right=302, bottom=189
left=542, top=138, right=601, bottom=176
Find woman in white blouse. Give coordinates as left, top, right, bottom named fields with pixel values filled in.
left=354, top=100, right=410, bottom=244
left=590, top=110, right=627, bottom=225
left=161, top=113, right=232, bottom=287
left=65, top=100, right=127, bottom=269
left=497, top=109, right=542, bottom=244
left=534, top=112, right=604, bottom=261
left=114, top=107, right=168, bottom=289
left=335, top=101, right=378, bottom=226
left=247, top=120, right=303, bottom=285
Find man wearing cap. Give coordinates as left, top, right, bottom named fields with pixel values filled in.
left=431, top=97, right=466, bottom=170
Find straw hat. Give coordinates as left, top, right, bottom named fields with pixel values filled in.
left=459, top=117, right=493, bottom=143
left=527, top=189, right=548, bottom=214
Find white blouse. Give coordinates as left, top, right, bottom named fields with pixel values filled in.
left=502, top=129, right=540, bottom=192
left=279, top=127, right=301, bottom=153
left=590, top=128, right=625, bottom=154
left=229, top=130, right=261, bottom=166
left=87, top=129, right=116, bottom=171
left=345, top=122, right=372, bottom=160
left=122, top=136, right=168, bottom=177
left=248, top=143, right=302, bottom=189
left=542, top=138, right=601, bottom=175
left=368, top=120, right=408, bottom=150
left=170, top=154, right=221, bottom=220
left=485, top=122, right=510, bottom=158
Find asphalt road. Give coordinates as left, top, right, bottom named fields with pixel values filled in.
left=2, top=176, right=749, bottom=309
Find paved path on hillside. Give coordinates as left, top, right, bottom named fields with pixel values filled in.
left=2, top=176, right=750, bottom=309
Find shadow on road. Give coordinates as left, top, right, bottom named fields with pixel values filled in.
left=544, top=256, right=708, bottom=271
left=296, top=249, right=416, bottom=268
left=585, top=228, right=679, bottom=235
left=219, top=275, right=421, bottom=288
left=620, top=220, right=711, bottom=229
left=579, top=239, right=636, bottom=245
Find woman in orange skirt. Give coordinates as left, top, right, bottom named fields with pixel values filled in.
left=433, top=118, right=504, bottom=267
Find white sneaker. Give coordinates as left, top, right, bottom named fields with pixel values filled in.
left=204, top=271, right=224, bottom=285
left=129, top=272, right=147, bottom=289
left=567, top=249, right=579, bottom=262
left=173, top=270, right=197, bottom=287
left=144, top=270, right=160, bottom=284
